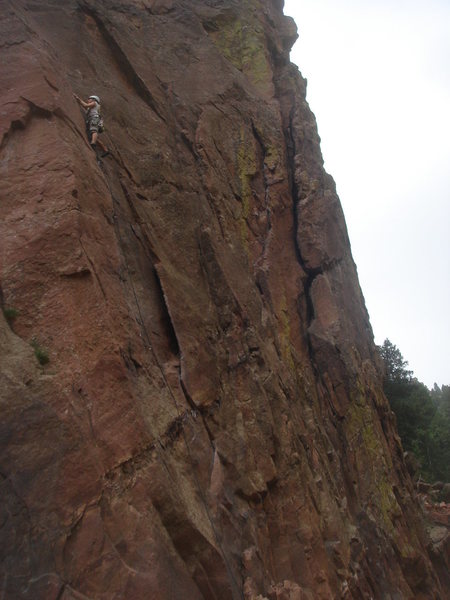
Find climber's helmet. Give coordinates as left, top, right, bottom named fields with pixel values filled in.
left=89, top=95, right=100, bottom=103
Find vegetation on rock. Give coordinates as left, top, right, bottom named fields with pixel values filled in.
left=3, top=307, right=18, bottom=322
left=31, top=338, right=50, bottom=366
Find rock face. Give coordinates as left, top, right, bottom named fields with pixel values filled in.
left=0, top=1, right=447, bottom=598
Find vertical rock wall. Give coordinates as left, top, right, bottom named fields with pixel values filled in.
left=0, top=0, right=446, bottom=598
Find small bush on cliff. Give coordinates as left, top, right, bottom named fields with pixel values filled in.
left=3, top=307, right=18, bottom=322
left=379, top=339, right=449, bottom=483
left=31, top=338, right=50, bottom=366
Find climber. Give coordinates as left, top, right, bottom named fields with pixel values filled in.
left=73, top=93, right=110, bottom=157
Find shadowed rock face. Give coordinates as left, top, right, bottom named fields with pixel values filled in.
left=0, top=1, right=447, bottom=598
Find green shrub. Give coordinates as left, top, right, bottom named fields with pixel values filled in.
left=3, top=307, right=18, bottom=322
left=31, top=338, right=50, bottom=365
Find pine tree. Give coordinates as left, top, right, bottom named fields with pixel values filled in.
left=379, top=338, right=412, bottom=382
left=379, top=339, right=449, bottom=482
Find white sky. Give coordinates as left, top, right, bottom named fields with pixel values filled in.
left=284, top=0, right=450, bottom=388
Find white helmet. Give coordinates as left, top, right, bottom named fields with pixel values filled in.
left=89, top=95, right=100, bottom=103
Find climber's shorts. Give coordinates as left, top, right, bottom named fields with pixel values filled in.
left=86, top=115, right=101, bottom=135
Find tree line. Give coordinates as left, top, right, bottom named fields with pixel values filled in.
left=379, top=339, right=449, bottom=483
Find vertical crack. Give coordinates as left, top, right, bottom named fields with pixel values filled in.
left=79, top=238, right=107, bottom=300
left=283, top=107, right=324, bottom=330
left=250, top=121, right=273, bottom=265
left=179, top=373, right=215, bottom=447
left=54, top=583, right=67, bottom=600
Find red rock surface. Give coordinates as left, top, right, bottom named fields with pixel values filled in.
left=0, top=1, right=448, bottom=598
left=419, top=493, right=450, bottom=592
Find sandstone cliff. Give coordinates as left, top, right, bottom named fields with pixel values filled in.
left=0, top=1, right=447, bottom=598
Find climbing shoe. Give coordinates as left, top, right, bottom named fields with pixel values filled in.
left=101, top=150, right=111, bottom=158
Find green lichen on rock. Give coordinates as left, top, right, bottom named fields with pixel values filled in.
left=376, top=481, right=400, bottom=534
left=345, top=393, right=400, bottom=532
left=205, top=2, right=273, bottom=95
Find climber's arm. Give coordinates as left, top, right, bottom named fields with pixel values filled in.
left=73, top=94, right=95, bottom=110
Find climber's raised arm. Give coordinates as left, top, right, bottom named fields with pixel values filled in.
left=73, top=93, right=95, bottom=110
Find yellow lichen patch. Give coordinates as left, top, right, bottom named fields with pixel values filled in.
left=345, top=397, right=375, bottom=449
left=206, top=3, right=274, bottom=96
left=237, top=125, right=257, bottom=249
left=376, top=478, right=400, bottom=533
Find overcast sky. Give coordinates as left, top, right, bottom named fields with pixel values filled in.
left=283, top=0, right=450, bottom=388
